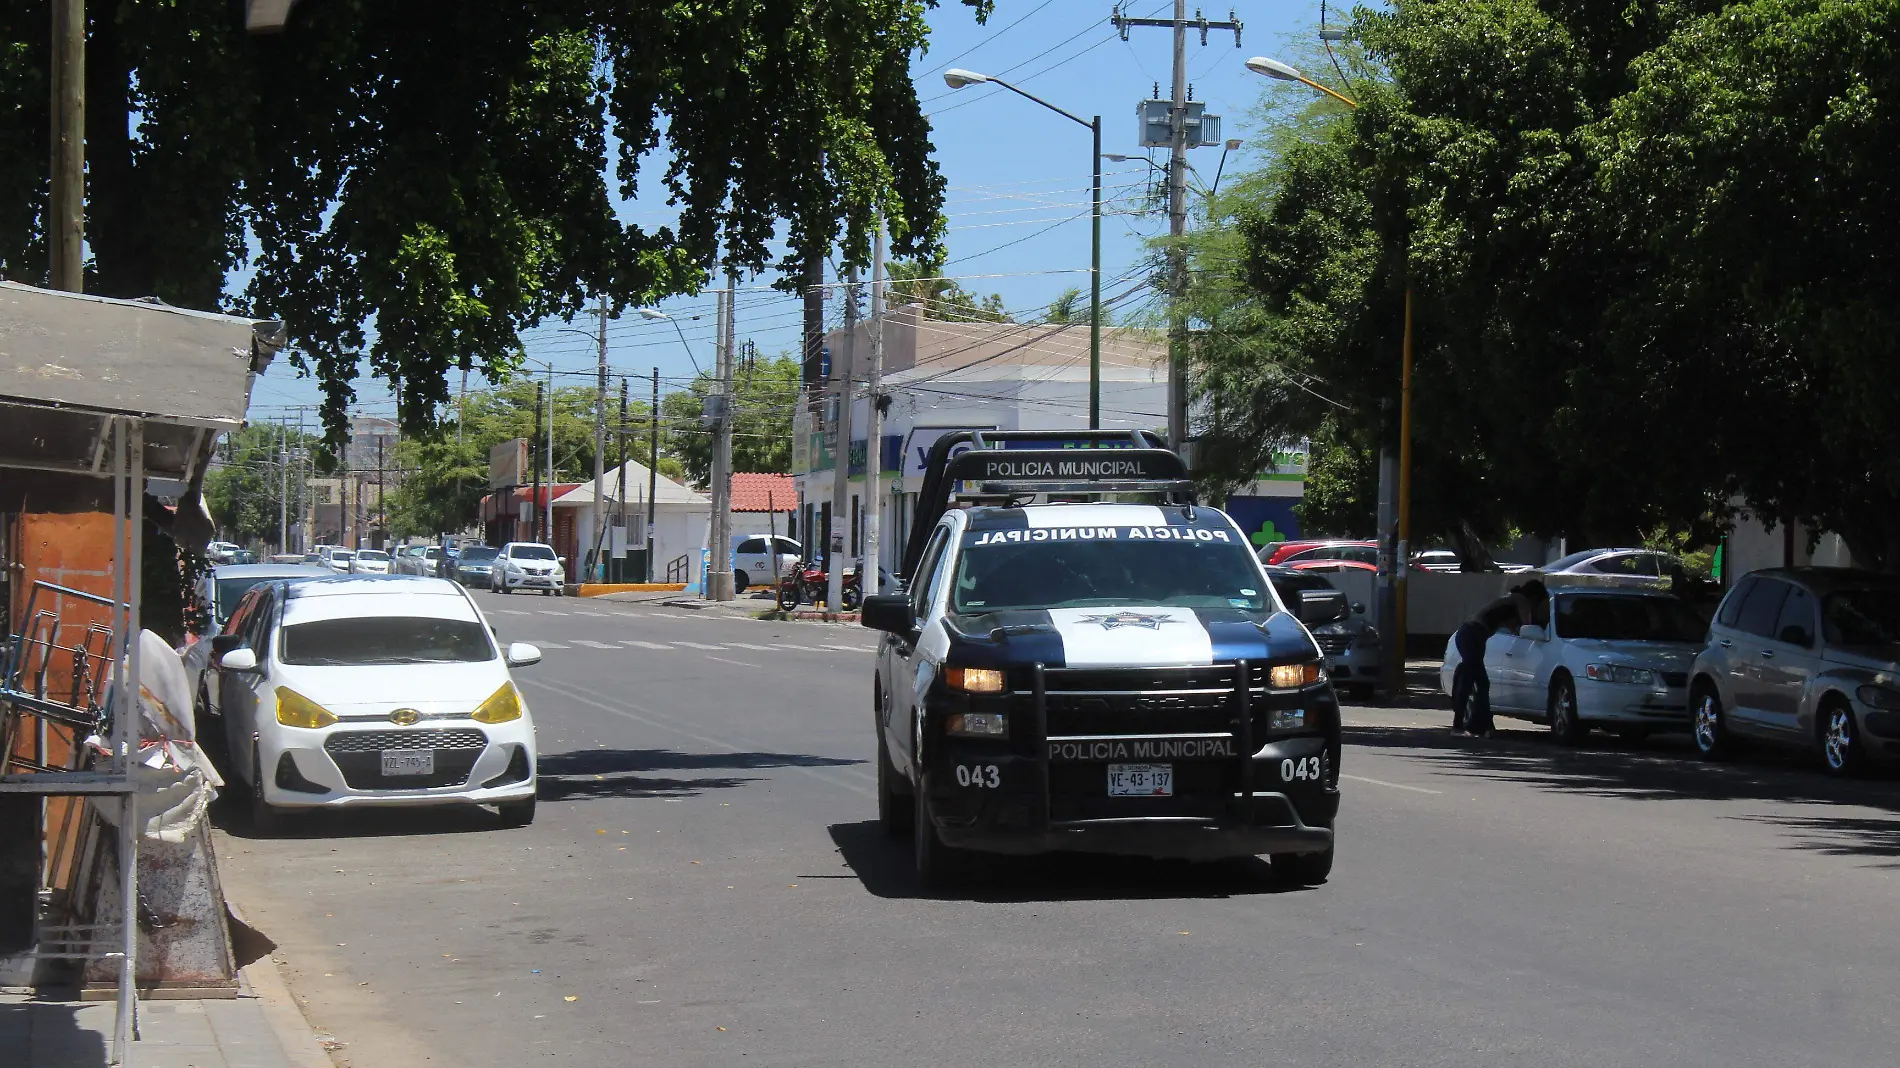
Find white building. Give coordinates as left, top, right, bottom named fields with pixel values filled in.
left=792, top=306, right=1173, bottom=579
left=552, top=459, right=711, bottom=583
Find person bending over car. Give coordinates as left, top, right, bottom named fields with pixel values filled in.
left=1451, top=580, right=1549, bottom=736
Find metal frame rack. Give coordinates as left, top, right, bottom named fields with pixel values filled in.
left=1, top=416, right=146, bottom=1060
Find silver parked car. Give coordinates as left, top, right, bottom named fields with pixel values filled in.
left=1688, top=568, right=1900, bottom=775
left=1538, top=547, right=1680, bottom=589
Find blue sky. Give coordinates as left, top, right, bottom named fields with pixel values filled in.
left=242, top=1, right=1320, bottom=426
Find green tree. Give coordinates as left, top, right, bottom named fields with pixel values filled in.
left=885, top=258, right=1012, bottom=322
left=203, top=423, right=319, bottom=545
left=1043, top=286, right=1084, bottom=324
left=0, top=0, right=990, bottom=450
left=661, top=354, right=802, bottom=485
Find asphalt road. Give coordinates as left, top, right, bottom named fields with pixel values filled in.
left=212, top=591, right=1900, bottom=1068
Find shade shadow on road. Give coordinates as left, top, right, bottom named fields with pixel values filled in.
left=537, top=747, right=861, bottom=802
left=212, top=801, right=505, bottom=841
left=1344, top=723, right=1900, bottom=855
left=827, top=820, right=1302, bottom=902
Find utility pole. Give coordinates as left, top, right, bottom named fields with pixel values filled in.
left=279, top=420, right=290, bottom=556
left=591, top=293, right=609, bottom=581
left=531, top=382, right=544, bottom=544
left=826, top=268, right=859, bottom=615
left=1112, top=2, right=1242, bottom=452
left=457, top=367, right=469, bottom=445
left=802, top=253, right=825, bottom=556
left=49, top=0, right=84, bottom=292
left=707, top=274, right=737, bottom=600
left=863, top=222, right=887, bottom=598
left=647, top=368, right=659, bottom=581
left=616, top=378, right=629, bottom=581
left=544, top=369, right=555, bottom=546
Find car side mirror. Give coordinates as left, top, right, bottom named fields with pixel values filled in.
left=860, top=594, right=916, bottom=635
left=218, top=648, right=259, bottom=673
left=1520, top=624, right=1547, bottom=641
left=505, top=642, right=542, bottom=667
left=1350, top=601, right=1366, bottom=616
left=1296, top=589, right=1349, bottom=626
left=210, top=633, right=245, bottom=657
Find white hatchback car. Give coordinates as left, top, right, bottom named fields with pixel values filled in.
left=492, top=542, right=565, bottom=595
left=1440, top=589, right=1709, bottom=744
left=211, top=575, right=541, bottom=828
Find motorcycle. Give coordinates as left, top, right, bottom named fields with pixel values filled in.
left=775, top=559, right=862, bottom=611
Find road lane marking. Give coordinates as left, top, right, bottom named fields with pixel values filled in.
left=522, top=677, right=873, bottom=797
left=706, top=656, right=758, bottom=668
left=572, top=640, right=620, bottom=649
left=536, top=609, right=566, bottom=615
left=531, top=641, right=570, bottom=650
left=724, top=642, right=780, bottom=651
left=821, top=643, right=871, bottom=652
left=673, top=641, right=726, bottom=650
left=1341, top=774, right=1442, bottom=795
left=620, top=640, right=672, bottom=650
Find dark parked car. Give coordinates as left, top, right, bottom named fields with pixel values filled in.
left=1688, top=568, right=1900, bottom=775
left=453, top=544, right=501, bottom=588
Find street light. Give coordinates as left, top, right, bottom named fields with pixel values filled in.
left=1245, top=55, right=1413, bottom=698
left=942, top=68, right=1104, bottom=429
left=639, top=308, right=706, bottom=377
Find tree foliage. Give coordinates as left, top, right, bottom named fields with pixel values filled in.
left=1189, top=1, right=1900, bottom=568
left=660, top=353, right=802, bottom=485
left=204, top=423, right=319, bottom=545
left=0, top=0, right=989, bottom=450
left=885, top=258, right=1012, bottom=322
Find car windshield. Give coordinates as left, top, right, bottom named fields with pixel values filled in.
left=1556, top=595, right=1706, bottom=642
left=356, top=551, right=389, bottom=562
left=331, top=551, right=354, bottom=562
left=511, top=545, right=557, bottom=560
left=460, top=547, right=499, bottom=563
left=425, top=548, right=445, bottom=559
left=280, top=615, right=496, bottom=665
left=1822, top=588, right=1900, bottom=647
left=951, top=526, right=1271, bottom=613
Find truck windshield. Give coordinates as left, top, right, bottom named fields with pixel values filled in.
left=952, top=527, right=1270, bottom=613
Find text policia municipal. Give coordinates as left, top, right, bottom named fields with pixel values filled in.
left=1048, top=737, right=1238, bottom=761
left=969, top=527, right=1235, bottom=547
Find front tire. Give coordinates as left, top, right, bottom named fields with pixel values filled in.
left=498, top=799, right=537, bottom=826
left=877, top=733, right=914, bottom=838
left=1819, top=702, right=1864, bottom=777
left=1691, top=687, right=1731, bottom=760
left=913, top=790, right=971, bottom=888
left=250, top=746, right=287, bottom=834
left=776, top=580, right=801, bottom=611
left=1271, top=844, right=1334, bottom=886
left=734, top=570, right=750, bottom=594
left=1548, top=676, right=1586, bottom=747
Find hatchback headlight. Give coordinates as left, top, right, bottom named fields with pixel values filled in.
left=1585, top=664, right=1657, bottom=686
left=472, top=682, right=524, bottom=723
left=276, top=687, right=338, bottom=729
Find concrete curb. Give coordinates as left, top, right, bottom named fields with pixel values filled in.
left=577, top=582, right=688, bottom=596
left=224, top=901, right=337, bottom=1068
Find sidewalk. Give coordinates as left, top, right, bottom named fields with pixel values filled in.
left=0, top=930, right=332, bottom=1068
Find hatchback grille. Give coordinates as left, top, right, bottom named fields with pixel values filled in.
left=324, top=728, right=488, bottom=790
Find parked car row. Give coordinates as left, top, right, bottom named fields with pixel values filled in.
left=1439, top=568, right=1900, bottom=776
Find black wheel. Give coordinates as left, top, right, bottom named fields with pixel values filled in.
left=877, top=732, right=914, bottom=838
left=913, top=789, right=971, bottom=888
left=498, top=799, right=537, bottom=826
left=1691, top=687, right=1731, bottom=760
left=776, top=580, right=801, bottom=611
left=1548, top=675, right=1586, bottom=747
left=1609, top=725, right=1653, bottom=744
left=1271, top=844, right=1334, bottom=886
left=842, top=585, right=863, bottom=610
left=1343, top=683, right=1375, bottom=703
left=1819, top=701, right=1864, bottom=777
left=734, top=570, right=750, bottom=594
left=542, top=589, right=552, bottom=597
left=250, top=745, right=287, bottom=834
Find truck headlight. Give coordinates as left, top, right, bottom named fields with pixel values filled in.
left=946, top=711, right=1007, bottom=737
left=1585, top=664, right=1657, bottom=686
left=945, top=666, right=1005, bottom=693
left=1269, top=662, right=1321, bottom=689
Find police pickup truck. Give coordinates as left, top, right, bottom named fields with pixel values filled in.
left=860, top=430, right=1344, bottom=887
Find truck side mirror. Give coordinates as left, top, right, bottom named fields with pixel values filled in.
left=860, top=595, right=915, bottom=635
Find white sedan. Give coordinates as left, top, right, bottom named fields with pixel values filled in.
left=1440, top=589, right=1708, bottom=745
left=212, top=575, right=540, bottom=828
left=350, top=548, right=392, bottom=574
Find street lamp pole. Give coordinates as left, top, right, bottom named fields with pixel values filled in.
left=1246, top=55, right=1414, bottom=696
left=943, top=70, right=1102, bottom=428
